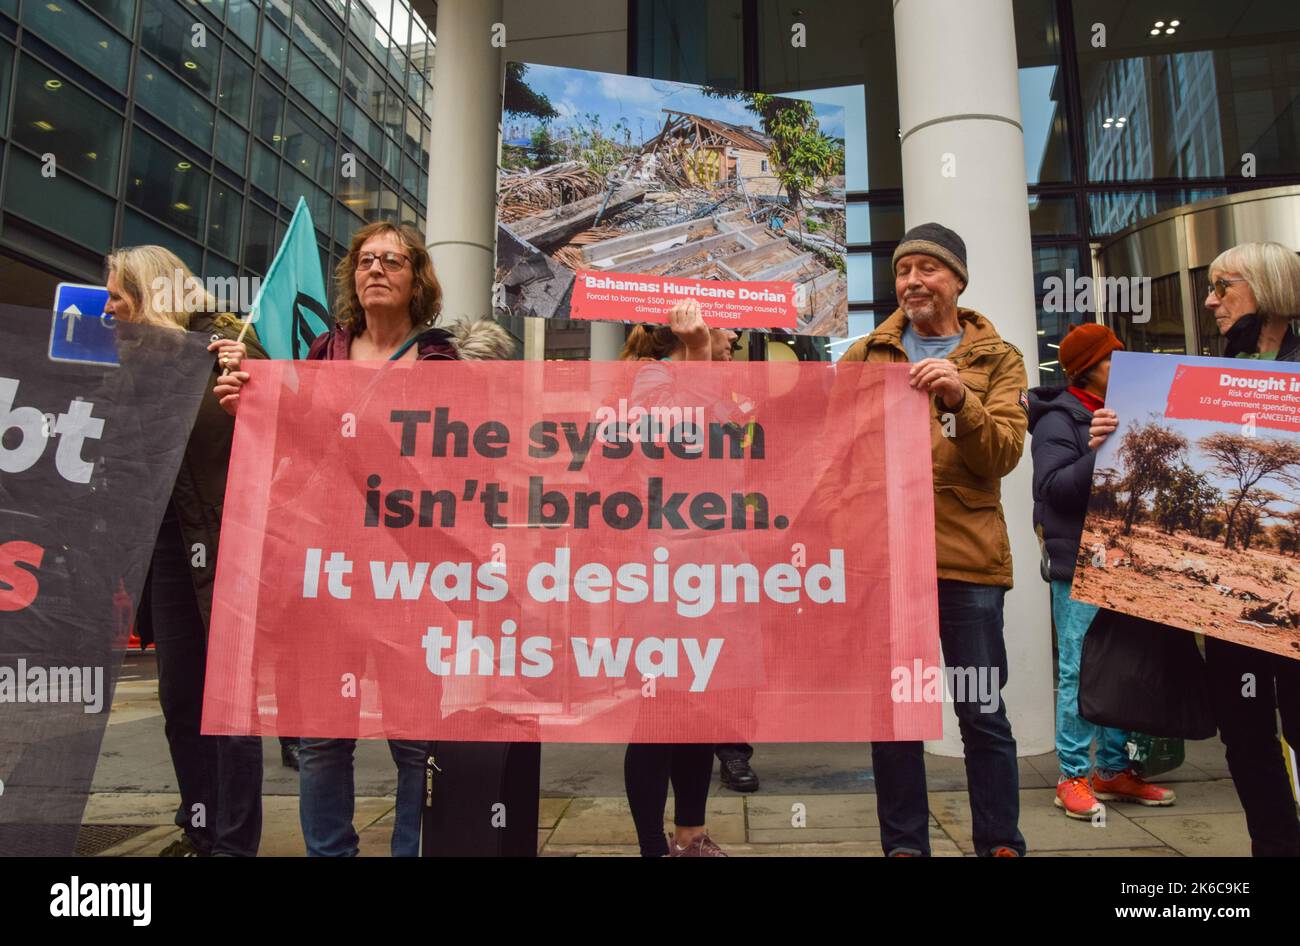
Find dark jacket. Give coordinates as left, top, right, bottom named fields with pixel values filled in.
left=1222, top=312, right=1300, bottom=360
left=307, top=322, right=459, bottom=361
left=139, top=314, right=269, bottom=644
left=1028, top=385, right=1095, bottom=582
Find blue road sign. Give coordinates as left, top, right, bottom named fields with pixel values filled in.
left=49, top=283, right=116, bottom=366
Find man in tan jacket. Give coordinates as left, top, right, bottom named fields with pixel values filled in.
left=841, top=222, right=1028, bottom=856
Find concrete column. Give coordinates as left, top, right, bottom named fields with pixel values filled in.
left=589, top=322, right=624, bottom=360
left=894, top=0, right=1054, bottom=756
left=426, top=0, right=504, bottom=323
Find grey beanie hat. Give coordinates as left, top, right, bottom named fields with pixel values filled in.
left=892, top=222, right=968, bottom=286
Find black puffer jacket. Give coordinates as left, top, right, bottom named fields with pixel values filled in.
left=1222, top=312, right=1300, bottom=360
left=1029, top=386, right=1096, bottom=582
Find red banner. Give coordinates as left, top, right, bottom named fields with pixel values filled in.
left=1165, top=363, right=1300, bottom=433
left=202, top=360, right=940, bottom=742
left=569, top=270, right=798, bottom=330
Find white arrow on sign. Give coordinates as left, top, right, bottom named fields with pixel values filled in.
left=61, top=304, right=83, bottom=343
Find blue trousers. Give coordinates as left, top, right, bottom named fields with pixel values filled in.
left=1050, top=580, right=1129, bottom=777
left=298, top=738, right=427, bottom=857
left=871, top=580, right=1025, bottom=856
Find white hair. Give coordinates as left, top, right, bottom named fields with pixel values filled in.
left=1209, top=242, right=1300, bottom=320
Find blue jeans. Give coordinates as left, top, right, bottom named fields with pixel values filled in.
left=871, top=579, right=1025, bottom=856
left=298, top=738, right=427, bottom=857
left=1051, top=580, right=1129, bottom=778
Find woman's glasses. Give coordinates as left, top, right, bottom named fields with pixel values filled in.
left=356, top=251, right=410, bottom=273
left=1210, top=277, right=1246, bottom=299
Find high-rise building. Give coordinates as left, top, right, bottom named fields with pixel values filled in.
left=0, top=0, right=433, bottom=307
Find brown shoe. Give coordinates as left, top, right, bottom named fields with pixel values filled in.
left=668, top=833, right=728, bottom=857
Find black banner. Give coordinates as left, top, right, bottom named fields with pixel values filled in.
left=0, top=304, right=211, bottom=856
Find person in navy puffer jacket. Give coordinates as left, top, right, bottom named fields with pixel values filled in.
left=1029, top=322, right=1176, bottom=820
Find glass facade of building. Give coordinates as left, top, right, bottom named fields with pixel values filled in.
left=632, top=0, right=1300, bottom=377
left=0, top=0, right=433, bottom=305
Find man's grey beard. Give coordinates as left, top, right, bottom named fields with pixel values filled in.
left=903, top=299, right=939, bottom=323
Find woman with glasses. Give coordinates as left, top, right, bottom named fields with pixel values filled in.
left=215, top=222, right=513, bottom=855
left=1090, top=241, right=1300, bottom=856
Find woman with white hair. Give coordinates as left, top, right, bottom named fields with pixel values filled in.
left=1091, top=240, right=1300, bottom=856
left=1208, top=241, right=1300, bottom=361
left=103, top=245, right=268, bottom=856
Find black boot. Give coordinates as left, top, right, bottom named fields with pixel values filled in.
left=719, top=757, right=759, bottom=793
left=280, top=740, right=301, bottom=770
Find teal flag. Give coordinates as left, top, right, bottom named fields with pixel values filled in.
left=247, top=197, right=332, bottom=359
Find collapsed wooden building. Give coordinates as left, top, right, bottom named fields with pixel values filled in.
left=642, top=110, right=783, bottom=197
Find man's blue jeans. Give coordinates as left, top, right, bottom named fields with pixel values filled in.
left=299, top=738, right=426, bottom=856
left=1050, top=580, right=1129, bottom=778
left=871, top=579, right=1025, bottom=856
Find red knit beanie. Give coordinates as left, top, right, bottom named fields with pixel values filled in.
left=1059, top=323, right=1123, bottom=379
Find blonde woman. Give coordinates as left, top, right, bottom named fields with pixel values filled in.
left=102, top=246, right=268, bottom=856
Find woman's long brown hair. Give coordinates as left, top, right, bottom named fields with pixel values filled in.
left=333, top=221, right=442, bottom=333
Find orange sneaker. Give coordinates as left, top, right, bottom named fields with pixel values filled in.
left=1054, top=775, right=1103, bottom=820
left=1091, top=768, right=1176, bottom=806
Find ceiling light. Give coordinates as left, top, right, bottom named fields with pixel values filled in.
left=173, top=202, right=192, bottom=211
left=32, top=120, right=54, bottom=131
left=44, top=79, right=62, bottom=90
left=45, top=2, right=61, bottom=10
left=98, top=40, right=108, bottom=48
left=1170, top=20, right=1180, bottom=27
left=1150, top=28, right=1160, bottom=35
left=1165, top=27, right=1175, bottom=34
left=184, top=61, right=198, bottom=70
left=1154, top=20, right=1165, bottom=27
left=85, top=151, right=97, bottom=160
left=176, top=161, right=192, bottom=170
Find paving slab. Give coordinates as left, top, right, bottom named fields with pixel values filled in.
left=546, top=795, right=744, bottom=846
left=84, top=792, right=183, bottom=826
left=543, top=843, right=641, bottom=856
left=95, top=826, right=182, bottom=858
left=746, top=792, right=878, bottom=830
left=930, top=788, right=1165, bottom=853
left=1126, top=812, right=1253, bottom=857
left=540, top=796, right=571, bottom=828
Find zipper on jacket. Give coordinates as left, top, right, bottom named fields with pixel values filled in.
left=424, top=753, right=441, bottom=808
